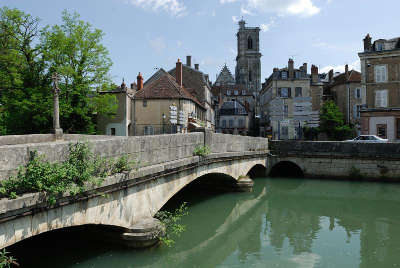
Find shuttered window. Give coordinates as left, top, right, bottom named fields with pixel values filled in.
left=375, top=65, right=387, bottom=82
left=375, top=90, right=388, bottom=108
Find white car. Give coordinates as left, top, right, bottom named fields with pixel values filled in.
left=346, top=135, right=388, bottom=143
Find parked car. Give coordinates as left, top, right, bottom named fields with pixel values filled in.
left=345, top=135, right=388, bottom=143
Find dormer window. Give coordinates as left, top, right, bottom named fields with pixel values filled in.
left=281, top=71, right=288, bottom=79
left=376, top=42, right=383, bottom=51
left=227, top=90, right=231, bottom=96
left=248, top=37, right=253, bottom=49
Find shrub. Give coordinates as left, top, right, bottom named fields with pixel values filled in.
left=155, top=202, right=188, bottom=247
left=193, top=145, right=211, bottom=157
left=0, top=142, right=135, bottom=204
left=0, top=249, right=18, bottom=268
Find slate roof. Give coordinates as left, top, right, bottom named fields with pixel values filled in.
left=134, top=69, right=205, bottom=109
left=169, top=65, right=211, bottom=105
left=326, top=70, right=361, bottom=88
left=214, top=64, right=235, bottom=86
left=219, top=100, right=248, bottom=116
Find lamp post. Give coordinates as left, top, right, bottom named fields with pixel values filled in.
left=162, top=113, right=166, bottom=134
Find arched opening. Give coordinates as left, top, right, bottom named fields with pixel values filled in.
left=247, top=37, right=253, bottom=49
left=269, top=161, right=304, bottom=178
left=247, top=164, right=267, bottom=179
left=6, top=224, right=128, bottom=267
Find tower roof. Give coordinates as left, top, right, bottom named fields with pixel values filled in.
left=214, top=64, right=235, bottom=86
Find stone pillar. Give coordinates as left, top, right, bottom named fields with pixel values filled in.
left=52, top=73, right=63, bottom=140
left=235, top=176, right=254, bottom=192
left=120, top=218, right=164, bottom=248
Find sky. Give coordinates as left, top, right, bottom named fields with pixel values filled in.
left=2, top=0, right=399, bottom=85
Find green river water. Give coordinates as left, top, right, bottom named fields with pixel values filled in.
left=9, top=177, right=400, bottom=267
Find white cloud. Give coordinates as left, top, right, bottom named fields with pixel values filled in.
left=223, top=0, right=320, bottom=17
left=240, top=6, right=253, bottom=15
left=128, top=0, right=186, bottom=17
left=177, top=40, right=182, bottom=47
left=232, top=15, right=240, bottom=22
left=149, top=36, right=166, bottom=53
left=290, top=253, right=321, bottom=268
left=260, top=17, right=275, bottom=32
left=320, top=60, right=360, bottom=74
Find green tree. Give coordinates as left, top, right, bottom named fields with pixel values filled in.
left=320, top=100, right=354, bottom=140
left=0, top=8, right=117, bottom=135
left=40, top=10, right=115, bottom=134
left=0, top=7, right=52, bottom=134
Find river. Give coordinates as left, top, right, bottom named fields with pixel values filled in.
left=9, top=177, right=400, bottom=267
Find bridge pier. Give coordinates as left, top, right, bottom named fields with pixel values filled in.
left=120, top=218, right=164, bottom=248
left=235, top=176, right=254, bottom=192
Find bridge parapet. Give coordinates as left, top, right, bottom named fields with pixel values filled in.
left=269, top=140, right=400, bottom=159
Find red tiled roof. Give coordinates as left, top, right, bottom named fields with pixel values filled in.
left=134, top=69, right=205, bottom=109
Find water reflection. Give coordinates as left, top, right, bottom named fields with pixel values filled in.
left=9, top=178, right=400, bottom=268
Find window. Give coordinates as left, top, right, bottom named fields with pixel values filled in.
left=111, top=128, right=116, bottom=136
left=295, top=87, right=302, bottom=97
left=143, top=100, right=147, bottom=107
left=278, top=88, right=291, bottom=98
left=229, top=119, right=234, bottom=128
left=222, top=120, right=226, bottom=128
left=144, top=126, right=154, bottom=135
left=377, top=124, right=387, bottom=139
left=375, top=65, right=387, bottom=82
left=249, top=71, right=252, bottom=82
left=227, top=90, right=231, bottom=96
left=248, top=37, right=253, bottom=49
left=281, top=126, right=288, bottom=136
left=355, top=88, right=361, bottom=99
left=375, top=90, right=388, bottom=108
left=234, top=90, right=238, bottom=95
left=397, top=118, right=400, bottom=139
left=239, top=118, right=244, bottom=128
left=281, top=71, right=288, bottom=79
left=283, top=105, right=288, bottom=117
left=295, top=72, right=301, bottom=79
left=376, top=42, right=383, bottom=51
left=354, top=104, right=363, bottom=119
left=242, top=90, right=246, bottom=95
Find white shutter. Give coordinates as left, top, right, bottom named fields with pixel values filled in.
left=353, top=105, right=358, bottom=119
left=382, top=90, right=388, bottom=107
left=382, top=66, right=387, bottom=82
left=375, top=91, right=382, bottom=107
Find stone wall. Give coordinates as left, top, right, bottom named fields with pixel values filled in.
left=0, top=133, right=268, bottom=181
left=269, top=140, right=400, bottom=159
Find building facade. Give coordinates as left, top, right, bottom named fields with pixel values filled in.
left=324, top=65, right=364, bottom=132
left=218, top=100, right=250, bottom=135
left=260, top=59, right=323, bottom=139
left=359, top=34, right=400, bottom=140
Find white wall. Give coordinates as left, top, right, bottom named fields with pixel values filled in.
left=369, top=116, right=395, bottom=140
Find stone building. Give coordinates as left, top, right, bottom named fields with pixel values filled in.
left=259, top=59, right=323, bottom=139
left=169, top=56, right=215, bottom=130
left=97, top=60, right=206, bottom=136
left=97, top=80, right=135, bottom=136
left=235, top=19, right=262, bottom=95
left=324, top=65, right=364, bottom=131
left=212, top=64, right=255, bottom=133
left=359, top=34, right=400, bottom=140
left=218, top=100, right=250, bottom=135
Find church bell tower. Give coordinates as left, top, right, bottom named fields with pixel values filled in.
left=235, top=19, right=262, bottom=94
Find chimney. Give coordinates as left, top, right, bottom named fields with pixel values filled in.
left=137, top=73, right=143, bottom=91
left=176, top=59, right=183, bottom=88
left=273, top=68, right=279, bottom=73
left=195, top=63, right=199, bottom=70
left=288, top=58, right=294, bottom=79
left=345, top=64, right=349, bottom=81
left=303, top=63, right=307, bottom=74
left=363, top=34, right=372, bottom=52
left=329, top=69, right=334, bottom=83
left=130, top=83, right=135, bottom=90
left=186, top=55, right=192, bottom=67
left=311, top=65, right=319, bottom=83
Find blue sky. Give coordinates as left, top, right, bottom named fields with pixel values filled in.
left=2, top=0, right=399, bottom=85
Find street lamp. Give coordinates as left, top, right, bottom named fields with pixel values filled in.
left=162, top=113, right=166, bottom=134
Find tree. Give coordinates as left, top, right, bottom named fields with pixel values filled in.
left=0, top=7, right=52, bottom=134
left=319, top=100, right=354, bottom=140
left=40, top=10, right=115, bottom=134
left=0, top=8, right=117, bottom=135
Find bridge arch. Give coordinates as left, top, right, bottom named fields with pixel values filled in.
left=269, top=161, right=304, bottom=178
left=246, top=164, right=267, bottom=178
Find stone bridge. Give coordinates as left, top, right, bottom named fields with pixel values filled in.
left=268, top=140, right=400, bottom=180
left=0, top=132, right=268, bottom=249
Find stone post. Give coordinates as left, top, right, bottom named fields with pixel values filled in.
left=52, top=73, right=63, bottom=140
